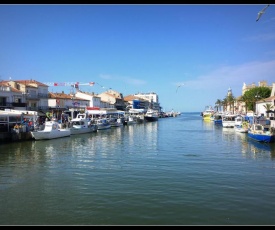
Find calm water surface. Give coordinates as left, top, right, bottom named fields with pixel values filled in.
left=1, top=112, right=275, bottom=225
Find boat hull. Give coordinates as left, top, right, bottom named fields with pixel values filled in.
left=97, top=124, right=111, bottom=130
left=70, top=125, right=97, bottom=135
left=214, top=119, right=222, bottom=125
left=203, top=114, right=212, bottom=121
left=144, top=116, right=158, bottom=122
left=31, top=129, right=71, bottom=140
left=248, top=132, right=275, bottom=143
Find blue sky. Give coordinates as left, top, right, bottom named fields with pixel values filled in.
left=0, top=4, right=275, bottom=112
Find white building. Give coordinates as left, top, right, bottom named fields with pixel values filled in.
left=75, top=90, right=101, bottom=108
left=256, top=83, right=275, bottom=117
left=133, top=92, right=161, bottom=111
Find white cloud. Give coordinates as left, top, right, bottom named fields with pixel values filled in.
left=183, top=60, right=275, bottom=95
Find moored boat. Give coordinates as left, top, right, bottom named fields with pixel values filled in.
left=222, top=114, right=237, bottom=128
left=144, top=109, right=158, bottom=122
left=234, top=115, right=249, bottom=133
left=95, top=118, right=111, bottom=130
left=248, top=119, right=275, bottom=143
left=213, top=113, right=223, bottom=125
left=69, top=113, right=97, bottom=135
left=109, top=117, right=124, bottom=127
left=31, top=119, right=71, bottom=140
left=201, top=106, right=215, bottom=121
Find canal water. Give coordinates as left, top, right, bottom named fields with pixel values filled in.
left=0, top=112, right=275, bottom=225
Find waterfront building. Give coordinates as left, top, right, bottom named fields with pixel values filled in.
left=255, top=83, right=275, bottom=117
left=75, top=90, right=102, bottom=108
left=0, top=81, right=26, bottom=111
left=97, top=89, right=125, bottom=111
left=48, top=92, right=90, bottom=119
left=0, top=79, right=49, bottom=113
left=124, top=95, right=150, bottom=111
left=234, top=81, right=275, bottom=115
left=133, top=92, right=161, bottom=112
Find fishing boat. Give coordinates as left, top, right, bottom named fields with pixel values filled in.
left=95, top=118, right=111, bottom=130
left=248, top=118, right=275, bottom=143
left=213, top=113, right=223, bottom=125
left=144, top=109, right=158, bottom=122
left=31, top=119, right=71, bottom=140
left=201, top=106, right=215, bottom=121
left=128, top=115, right=138, bottom=125
left=234, top=115, right=249, bottom=133
left=222, top=114, right=237, bottom=128
left=109, top=117, right=124, bottom=127
left=69, top=113, right=97, bottom=135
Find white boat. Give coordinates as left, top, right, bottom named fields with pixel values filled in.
left=109, top=117, right=124, bottom=127
left=69, top=113, right=97, bottom=135
left=222, top=114, right=237, bottom=128
left=95, top=118, right=111, bottom=130
left=125, top=115, right=137, bottom=125
left=234, top=115, right=249, bottom=133
left=31, top=119, right=71, bottom=140
left=144, top=109, right=158, bottom=122
left=128, top=109, right=145, bottom=123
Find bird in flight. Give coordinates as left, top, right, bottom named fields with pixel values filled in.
left=256, top=4, right=270, bottom=22
left=176, top=84, right=184, bottom=93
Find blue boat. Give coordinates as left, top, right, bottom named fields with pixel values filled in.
left=248, top=123, right=275, bottom=143
left=213, top=114, right=223, bottom=125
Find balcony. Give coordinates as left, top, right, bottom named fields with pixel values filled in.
left=26, top=94, right=39, bottom=100
left=38, top=93, right=49, bottom=98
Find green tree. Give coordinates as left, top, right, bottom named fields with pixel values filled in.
left=242, top=86, right=271, bottom=112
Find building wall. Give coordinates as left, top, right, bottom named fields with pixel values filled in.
left=75, top=91, right=101, bottom=108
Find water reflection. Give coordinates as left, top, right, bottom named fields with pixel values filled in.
left=202, top=120, right=214, bottom=130
left=126, top=122, right=158, bottom=154
left=221, top=128, right=236, bottom=143
left=245, top=139, right=275, bottom=159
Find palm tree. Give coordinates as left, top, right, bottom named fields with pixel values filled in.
left=227, top=94, right=235, bottom=113
left=222, top=98, right=228, bottom=112
left=263, top=103, right=274, bottom=118
left=215, top=99, right=222, bottom=112
left=239, top=94, right=252, bottom=113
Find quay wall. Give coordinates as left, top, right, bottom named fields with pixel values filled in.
left=0, top=131, right=33, bottom=144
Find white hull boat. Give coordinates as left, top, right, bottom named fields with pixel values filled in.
left=95, top=118, right=111, bottom=130
left=69, top=113, right=97, bottom=135
left=144, top=109, right=158, bottom=122
left=31, top=120, right=71, bottom=140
